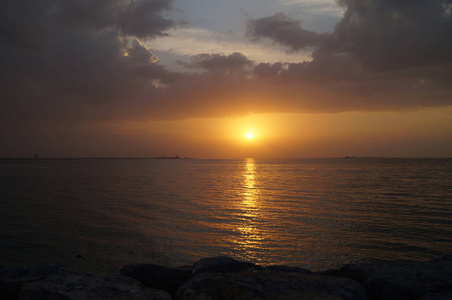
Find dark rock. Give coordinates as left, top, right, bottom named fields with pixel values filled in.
left=0, top=265, right=78, bottom=300
left=120, top=263, right=192, bottom=298
left=337, top=256, right=452, bottom=300
left=18, top=273, right=172, bottom=300
left=263, top=265, right=312, bottom=275
left=253, top=290, right=343, bottom=299
left=177, top=272, right=262, bottom=300
left=418, top=292, right=452, bottom=300
left=192, top=256, right=260, bottom=275
left=4, top=256, right=451, bottom=300
left=178, top=265, right=195, bottom=271
left=177, top=268, right=366, bottom=300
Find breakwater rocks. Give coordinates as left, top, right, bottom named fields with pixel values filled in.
left=1, top=256, right=451, bottom=299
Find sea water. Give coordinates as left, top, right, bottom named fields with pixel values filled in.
left=0, top=158, right=451, bottom=275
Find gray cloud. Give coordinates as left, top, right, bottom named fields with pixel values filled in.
left=235, top=0, right=452, bottom=116
left=247, top=13, right=329, bottom=50
left=183, top=52, right=254, bottom=72
left=0, top=0, right=179, bottom=128
left=1, top=0, right=452, bottom=155
left=248, top=0, right=452, bottom=71
left=117, top=0, right=177, bottom=38
left=335, top=0, right=452, bottom=71
left=253, top=62, right=284, bottom=79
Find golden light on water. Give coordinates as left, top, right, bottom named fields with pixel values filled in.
left=243, top=158, right=257, bottom=205
left=234, top=158, right=264, bottom=261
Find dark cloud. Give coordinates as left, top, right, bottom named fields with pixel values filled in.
left=253, top=63, right=284, bottom=79
left=0, top=0, right=179, bottom=128
left=247, top=13, right=329, bottom=50
left=183, top=52, right=254, bottom=72
left=1, top=0, right=452, bottom=157
left=117, top=0, right=177, bottom=38
left=248, top=1, right=452, bottom=71
left=335, top=0, right=452, bottom=70
left=235, top=0, right=452, bottom=115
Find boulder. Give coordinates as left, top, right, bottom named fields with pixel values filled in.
left=263, top=265, right=312, bottom=275
left=192, top=256, right=260, bottom=275
left=253, top=290, right=343, bottom=300
left=177, top=268, right=366, bottom=300
left=0, top=265, right=79, bottom=300
left=18, top=273, right=172, bottom=300
left=4, top=255, right=451, bottom=300
left=120, top=263, right=192, bottom=297
left=337, top=256, right=452, bottom=300
left=177, top=272, right=262, bottom=300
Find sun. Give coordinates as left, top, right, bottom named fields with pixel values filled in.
left=246, top=132, right=253, bottom=139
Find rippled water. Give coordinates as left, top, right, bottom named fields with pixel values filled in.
left=0, top=158, right=451, bottom=275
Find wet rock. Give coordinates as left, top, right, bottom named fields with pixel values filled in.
left=18, top=273, right=172, bottom=300
left=192, top=256, right=260, bottom=275
left=120, top=263, right=192, bottom=298
left=177, top=268, right=366, bottom=300
left=337, top=256, right=452, bottom=300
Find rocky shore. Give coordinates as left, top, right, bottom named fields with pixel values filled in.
left=1, top=256, right=451, bottom=299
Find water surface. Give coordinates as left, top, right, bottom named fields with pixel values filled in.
left=0, top=158, right=451, bottom=274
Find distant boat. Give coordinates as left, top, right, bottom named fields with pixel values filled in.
left=344, top=156, right=355, bottom=159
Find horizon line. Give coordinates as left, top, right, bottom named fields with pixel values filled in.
left=1, top=156, right=451, bottom=160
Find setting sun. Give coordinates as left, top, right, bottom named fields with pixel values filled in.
left=246, top=132, right=253, bottom=139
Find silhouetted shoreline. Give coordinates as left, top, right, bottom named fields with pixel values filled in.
left=1, top=256, right=451, bottom=299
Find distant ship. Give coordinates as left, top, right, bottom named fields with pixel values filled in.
left=153, top=155, right=182, bottom=159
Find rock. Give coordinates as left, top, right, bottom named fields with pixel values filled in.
left=418, top=292, right=452, bottom=300
left=177, top=272, right=262, bottom=300
left=0, top=265, right=78, bottom=300
left=192, top=256, right=260, bottom=275
left=18, top=273, right=172, bottom=300
left=1, top=265, right=171, bottom=300
left=0, top=266, right=29, bottom=299
left=3, top=256, right=451, bottom=300
left=263, top=265, right=312, bottom=275
left=177, top=268, right=366, bottom=300
left=253, top=290, right=343, bottom=300
left=337, top=256, right=452, bottom=300
left=120, top=263, right=192, bottom=298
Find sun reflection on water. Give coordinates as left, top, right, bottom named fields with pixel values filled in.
left=234, top=158, right=264, bottom=260
left=243, top=158, right=257, bottom=206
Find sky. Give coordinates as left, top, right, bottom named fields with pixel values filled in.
left=1, top=0, right=451, bottom=158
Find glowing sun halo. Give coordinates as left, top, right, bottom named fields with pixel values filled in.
left=246, top=132, right=253, bottom=139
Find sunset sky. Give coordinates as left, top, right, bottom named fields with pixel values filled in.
left=1, top=0, right=451, bottom=158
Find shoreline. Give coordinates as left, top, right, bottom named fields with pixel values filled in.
left=1, top=255, right=451, bottom=299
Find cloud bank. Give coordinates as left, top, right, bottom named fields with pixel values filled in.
left=1, top=0, right=452, bottom=133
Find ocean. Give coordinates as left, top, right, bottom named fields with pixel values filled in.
left=0, top=158, right=451, bottom=275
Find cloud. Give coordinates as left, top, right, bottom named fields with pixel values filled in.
left=117, top=0, right=177, bottom=38
left=253, top=63, right=284, bottom=79
left=234, top=0, right=452, bottom=115
left=149, top=27, right=312, bottom=64
left=335, top=0, right=452, bottom=71
left=0, top=0, right=179, bottom=128
left=249, top=0, right=452, bottom=71
left=183, top=53, right=253, bottom=72
left=281, top=0, right=344, bottom=17
left=247, top=13, right=330, bottom=50
left=1, top=0, right=451, bottom=139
